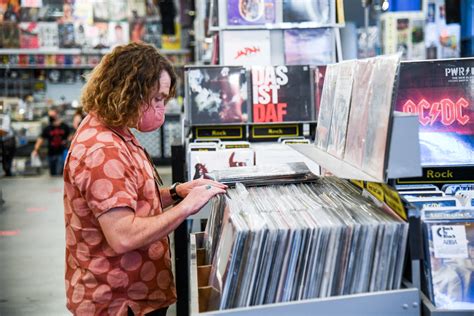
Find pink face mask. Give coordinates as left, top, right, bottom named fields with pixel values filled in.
left=137, top=103, right=165, bottom=132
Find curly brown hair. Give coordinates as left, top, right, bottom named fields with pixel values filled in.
left=81, top=42, right=177, bottom=127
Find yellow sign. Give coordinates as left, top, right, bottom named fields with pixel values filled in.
left=366, top=182, right=384, bottom=202
left=350, top=179, right=364, bottom=189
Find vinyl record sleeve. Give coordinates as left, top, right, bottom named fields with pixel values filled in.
left=361, top=54, right=400, bottom=180
left=315, top=63, right=338, bottom=150
left=326, top=60, right=357, bottom=158
left=251, top=65, right=313, bottom=123
left=227, top=0, right=275, bottom=25
left=282, top=0, right=333, bottom=24
left=19, top=22, right=39, bottom=48
left=221, top=30, right=271, bottom=66
left=186, top=66, right=249, bottom=125
left=58, top=23, right=75, bottom=48
left=284, top=28, right=334, bottom=65
left=108, top=21, right=129, bottom=47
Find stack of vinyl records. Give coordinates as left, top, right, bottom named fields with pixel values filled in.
left=205, top=162, right=318, bottom=186
left=203, top=177, right=408, bottom=310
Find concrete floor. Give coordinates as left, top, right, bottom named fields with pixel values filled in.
left=0, top=167, right=174, bottom=316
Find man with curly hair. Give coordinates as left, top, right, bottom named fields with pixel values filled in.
left=63, top=42, right=226, bottom=315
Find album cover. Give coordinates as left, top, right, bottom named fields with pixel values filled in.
left=130, top=17, right=145, bottom=42
left=315, top=63, right=338, bottom=150
left=19, top=22, right=39, bottom=48
left=85, top=22, right=109, bottom=48
left=108, top=0, right=127, bottom=21
left=423, top=211, right=474, bottom=309
left=327, top=61, right=357, bottom=158
left=227, top=0, right=275, bottom=25
left=74, top=0, right=93, bottom=24
left=108, top=21, right=129, bottom=47
left=143, top=19, right=161, bottom=48
left=40, top=0, right=62, bottom=22
left=19, top=7, right=39, bottom=22
left=93, top=0, right=109, bottom=22
left=361, top=54, right=400, bottom=180
left=186, top=66, right=249, bottom=125
left=314, top=66, right=326, bottom=120
left=284, top=28, right=334, bottom=65
left=221, top=30, right=271, bottom=66
left=0, top=0, right=20, bottom=22
left=73, top=22, right=86, bottom=47
left=282, top=0, right=333, bottom=24
left=405, top=196, right=459, bottom=209
left=394, top=59, right=474, bottom=166
left=251, top=65, right=312, bottom=123
left=128, top=0, right=146, bottom=18
left=188, top=148, right=255, bottom=181
left=58, top=23, right=75, bottom=48
left=344, top=59, right=374, bottom=168
left=0, top=22, right=19, bottom=48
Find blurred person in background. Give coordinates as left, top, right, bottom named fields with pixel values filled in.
left=32, top=109, right=71, bottom=176
left=72, top=106, right=86, bottom=130
left=0, top=111, right=16, bottom=177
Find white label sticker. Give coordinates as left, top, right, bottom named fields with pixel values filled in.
left=431, top=225, right=468, bottom=259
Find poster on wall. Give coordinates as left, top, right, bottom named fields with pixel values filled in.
left=221, top=30, right=271, bottom=66
left=395, top=59, right=474, bottom=166
left=227, top=0, right=275, bottom=25
left=251, top=65, right=312, bottom=123
left=186, top=66, right=249, bottom=125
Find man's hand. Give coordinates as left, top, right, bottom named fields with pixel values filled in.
left=176, top=179, right=227, bottom=199
left=178, top=184, right=227, bottom=216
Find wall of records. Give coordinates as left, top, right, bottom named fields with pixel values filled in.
left=203, top=0, right=342, bottom=66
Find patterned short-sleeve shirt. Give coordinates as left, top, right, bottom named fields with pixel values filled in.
left=63, top=114, right=176, bottom=316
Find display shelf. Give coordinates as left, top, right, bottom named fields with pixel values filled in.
left=0, top=65, right=96, bottom=69
left=189, top=233, right=421, bottom=316
left=0, top=48, right=191, bottom=55
left=421, top=293, right=474, bottom=316
left=290, top=113, right=422, bottom=183
left=209, top=22, right=345, bottom=32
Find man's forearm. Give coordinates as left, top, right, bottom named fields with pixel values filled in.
left=99, top=203, right=190, bottom=254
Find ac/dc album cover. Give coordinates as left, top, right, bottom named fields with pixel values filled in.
left=284, top=28, right=334, bottom=65
left=19, top=22, right=39, bottom=48
left=395, top=59, right=474, bottom=166
left=282, top=0, right=333, bottom=24
left=186, top=66, right=249, bottom=125
left=251, top=65, right=312, bottom=123
left=58, top=23, right=75, bottom=48
left=227, top=0, right=275, bottom=25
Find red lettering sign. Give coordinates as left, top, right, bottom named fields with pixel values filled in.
left=401, top=98, right=470, bottom=126
left=253, top=103, right=288, bottom=122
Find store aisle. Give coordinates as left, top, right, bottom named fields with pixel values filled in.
left=0, top=167, right=173, bottom=316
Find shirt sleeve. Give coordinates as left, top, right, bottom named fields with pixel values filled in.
left=73, top=145, right=139, bottom=218
left=41, top=126, right=49, bottom=139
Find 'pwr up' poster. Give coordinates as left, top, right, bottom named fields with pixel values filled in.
left=395, top=59, right=474, bottom=166
left=251, top=65, right=313, bottom=123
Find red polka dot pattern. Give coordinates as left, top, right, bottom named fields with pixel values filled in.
left=63, top=114, right=176, bottom=315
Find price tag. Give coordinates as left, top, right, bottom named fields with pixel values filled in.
left=432, top=225, right=468, bottom=259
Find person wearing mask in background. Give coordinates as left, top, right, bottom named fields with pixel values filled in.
left=63, top=42, right=227, bottom=316
left=0, top=110, right=16, bottom=177
left=32, top=109, right=71, bottom=176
